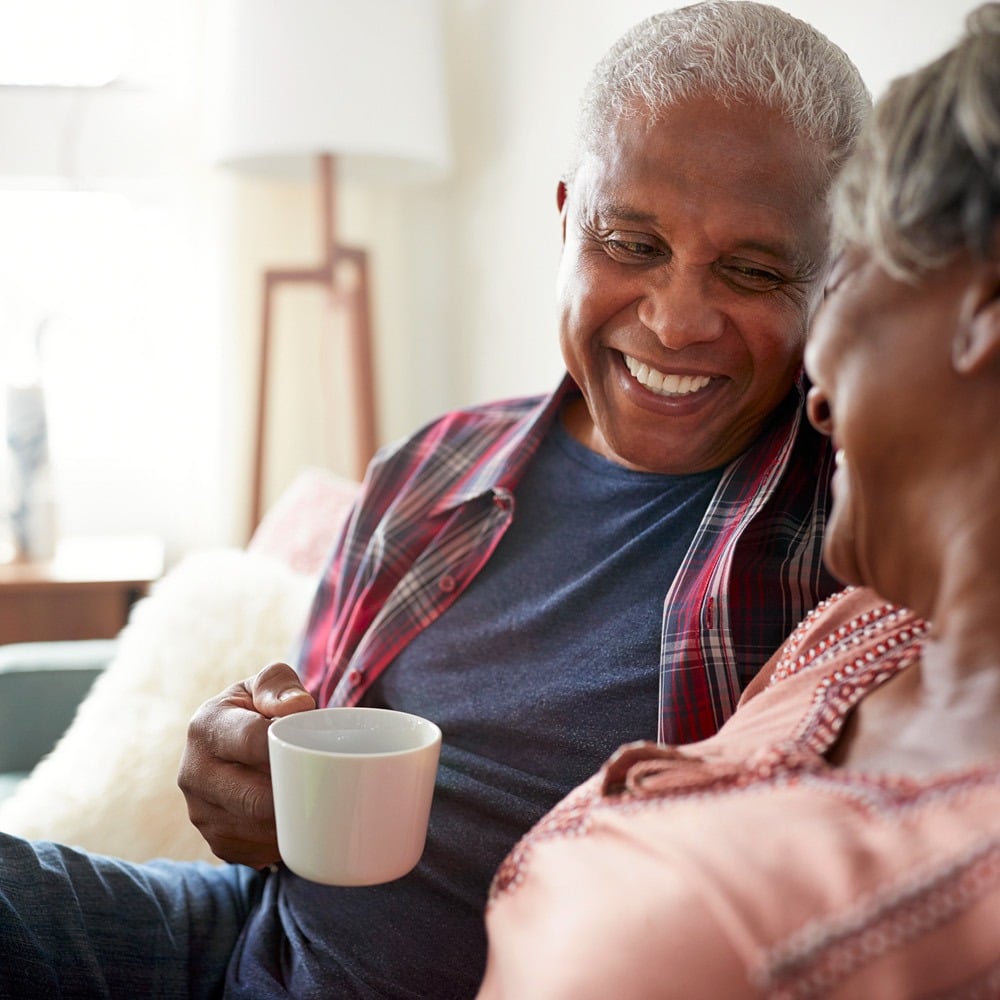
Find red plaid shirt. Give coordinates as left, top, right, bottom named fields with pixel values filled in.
left=299, top=374, right=838, bottom=744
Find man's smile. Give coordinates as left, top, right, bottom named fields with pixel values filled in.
left=623, top=354, right=714, bottom=397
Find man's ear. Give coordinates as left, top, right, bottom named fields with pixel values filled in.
left=954, top=258, right=1000, bottom=374
left=556, top=181, right=569, bottom=243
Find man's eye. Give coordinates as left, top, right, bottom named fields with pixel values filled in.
left=724, top=263, right=785, bottom=289
left=606, top=238, right=661, bottom=259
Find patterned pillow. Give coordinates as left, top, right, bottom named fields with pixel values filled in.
left=248, top=467, right=360, bottom=577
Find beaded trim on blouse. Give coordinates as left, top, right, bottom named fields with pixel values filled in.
left=769, top=587, right=928, bottom=754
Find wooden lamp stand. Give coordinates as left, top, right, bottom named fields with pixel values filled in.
left=249, top=153, right=377, bottom=533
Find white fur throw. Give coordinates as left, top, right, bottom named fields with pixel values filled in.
left=0, top=548, right=317, bottom=862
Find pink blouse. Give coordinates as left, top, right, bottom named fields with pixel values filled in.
left=478, top=588, right=1000, bottom=999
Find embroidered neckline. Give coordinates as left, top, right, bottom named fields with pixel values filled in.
left=603, top=591, right=1000, bottom=804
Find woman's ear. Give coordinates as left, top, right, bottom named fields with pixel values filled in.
left=954, top=258, right=1000, bottom=374
left=556, top=181, right=569, bottom=243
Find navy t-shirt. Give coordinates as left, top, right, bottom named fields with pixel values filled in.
left=228, top=417, right=724, bottom=998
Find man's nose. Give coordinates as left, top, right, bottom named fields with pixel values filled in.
left=636, top=268, right=726, bottom=349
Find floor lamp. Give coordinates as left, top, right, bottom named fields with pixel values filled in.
left=207, top=0, right=451, bottom=534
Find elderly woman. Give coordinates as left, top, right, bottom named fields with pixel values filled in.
left=477, top=5, right=1000, bottom=998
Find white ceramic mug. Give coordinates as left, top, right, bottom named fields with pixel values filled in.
left=268, top=706, right=442, bottom=886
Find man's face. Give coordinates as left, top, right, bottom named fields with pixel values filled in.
left=557, top=96, right=830, bottom=475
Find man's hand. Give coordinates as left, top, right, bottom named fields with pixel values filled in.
left=177, top=661, right=316, bottom=868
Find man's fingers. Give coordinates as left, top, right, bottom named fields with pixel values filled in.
left=248, top=662, right=317, bottom=718
left=178, top=664, right=314, bottom=866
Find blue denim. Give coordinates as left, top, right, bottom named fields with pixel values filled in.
left=0, top=832, right=264, bottom=999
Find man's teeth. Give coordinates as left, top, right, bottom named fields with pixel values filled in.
left=624, top=355, right=712, bottom=397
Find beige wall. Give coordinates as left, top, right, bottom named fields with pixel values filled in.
left=21, top=0, right=982, bottom=557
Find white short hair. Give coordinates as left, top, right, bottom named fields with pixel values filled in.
left=569, top=1, right=870, bottom=187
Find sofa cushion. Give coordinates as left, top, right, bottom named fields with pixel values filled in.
left=0, top=640, right=115, bottom=775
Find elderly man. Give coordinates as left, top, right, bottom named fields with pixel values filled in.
left=1, top=3, right=868, bottom=997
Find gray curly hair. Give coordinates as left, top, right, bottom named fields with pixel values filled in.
left=569, top=1, right=870, bottom=186
left=832, top=2, right=1000, bottom=280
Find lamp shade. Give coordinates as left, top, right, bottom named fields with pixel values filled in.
left=207, top=0, right=451, bottom=184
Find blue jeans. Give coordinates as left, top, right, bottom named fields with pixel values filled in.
left=0, top=832, right=264, bottom=998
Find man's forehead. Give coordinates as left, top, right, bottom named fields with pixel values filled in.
left=584, top=99, right=828, bottom=199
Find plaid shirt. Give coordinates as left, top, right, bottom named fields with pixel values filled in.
left=299, top=374, right=838, bottom=744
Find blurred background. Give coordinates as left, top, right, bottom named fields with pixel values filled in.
left=0, top=0, right=982, bottom=568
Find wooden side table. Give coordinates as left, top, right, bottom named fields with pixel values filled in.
left=0, top=536, right=165, bottom=643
